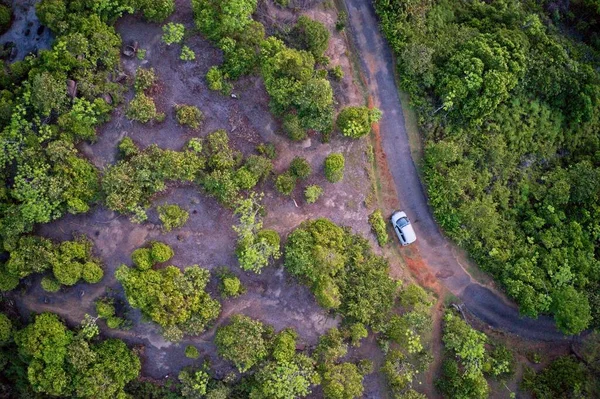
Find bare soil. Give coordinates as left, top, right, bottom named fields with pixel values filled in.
left=8, top=1, right=394, bottom=396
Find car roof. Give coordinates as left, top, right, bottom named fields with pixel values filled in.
left=400, top=223, right=417, bottom=244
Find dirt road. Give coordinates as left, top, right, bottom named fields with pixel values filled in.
left=343, top=0, right=570, bottom=342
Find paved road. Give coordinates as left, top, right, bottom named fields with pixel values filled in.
left=343, top=0, right=570, bottom=342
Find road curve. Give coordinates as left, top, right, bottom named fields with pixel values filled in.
left=343, top=0, right=570, bottom=342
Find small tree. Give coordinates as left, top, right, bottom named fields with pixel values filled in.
left=180, top=45, right=196, bottom=61
left=276, top=172, right=297, bottom=196
left=134, top=67, right=157, bottom=93
left=368, top=209, right=389, bottom=246
left=336, top=106, right=382, bottom=139
left=158, top=204, right=190, bottom=231
left=185, top=345, right=200, bottom=359
left=127, top=94, right=160, bottom=123
left=162, top=22, right=185, bottom=45
left=290, top=157, right=312, bottom=179
left=215, top=315, right=270, bottom=372
left=175, top=105, right=203, bottom=130
left=304, top=185, right=324, bottom=204
left=324, top=153, right=345, bottom=183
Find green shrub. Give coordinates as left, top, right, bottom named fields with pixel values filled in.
left=53, top=261, right=83, bottom=286
left=289, top=157, right=312, bottom=179
left=221, top=276, right=243, bottom=298
left=180, top=45, right=196, bottom=61
left=139, top=0, right=174, bottom=22
left=187, top=137, right=203, bottom=153
left=330, top=65, right=344, bottom=81
left=131, top=248, right=153, bottom=270
left=335, top=11, right=347, bottom=31
left=82, top=261, right=104, bottom=283
left=215, top=315, right=270, bottom=372
left=346, top=322, right=368, bottom=347
left=293, top=16, right=330, bottom=58
left=235, top=167, right=258, bottom=190
left=275, top=172, right=297, bottom=196
left=274, top=0, right=289, bottom=7
left=175, top=105, right=203, bottom=130
left=150, top=242, right=174, bottom=263
left=337, top=106, right=382, bottom=139
left=106, top=317, right=124, bottom=329
left=0, top=5, right=11, bottom=34
left=0, top=313, right=11, bottom=344
left=40, top=275, right=61, bottom=293
left=127, top=93, right=160, bottom=123
left=324, top=153, right=345, bottom=183
left=158, top=204, right=190, bottom=231
left=206, top=66, right=232, bottom=94
left=304, top=185, right=323, bottom=204
left=118, top=137, right=139, bottom=158
left=96, top=298, right=116, bottom=319
left=283, top=114, right=307, bottom=141
left=162, top=22, right=185, bottom=45
left=0, top=267, right=19, bottom=292
left=257, top=143, right=277, bottom=160
left=134, top=67, right=156, bottom=93
left=137, top=49, right=147, bottom=60
left=185, top=345, right=200, bottom=359
left=369, top=209, right=389, bottom=246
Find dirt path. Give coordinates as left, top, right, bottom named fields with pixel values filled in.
left=342, top=0, right=570, bottom=342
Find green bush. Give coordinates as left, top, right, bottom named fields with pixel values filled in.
left=369, top=209, right=389, bottom=246
left=0, top=313, right=11, bottom=345
left=293, top=15, right=330, bottom=58
left=96, top=298, right=116, bottom=319
left=330, top=65, right=344, bottom=81
left=82, top=261, right=104, bottom=284
left=283, top=114, right=307, bottom=141
left=139, top=0, right=174, bottom=22
left=127, top=93, right=160, bottom=123
left=158, top=204, right=190, bottom=231
left=118, top=137, right=139, bottom=158
left=0, top=267, right=19, bottom=292
left=289, top=157, right=312, bottom=179
left=131, top=248, right=153, bottom=270
left=215, top=315, right=270, bottom=372
left=335, top=12, right=347, bottom=31
left=106, top=317, right=124, bottom=329
left=274, top=0, right=289, bottom=7
left=180, top=45, right=196, bottom=61
left=336, top=106, right=382, bottom=139
left=40, top=275, right=61, bottom=292
left=221, top=276, right=243, bottom=298
left=0, top=5, right=11, bottom=34
left=162, top=22, right=185, bottom=45
left=324, top=153, right=345, bottom=183
left=257, top=143, right=277, bottom=160
left=175, top=104, right=203, bottom=130
left=134, top=67, right=156, bottom=93
left=185, top=345, right=200, bottom=359
left=206, top=66, right=227, bottom=93
left=150, top=241, right=174, bottom=263
left=275, top=172, right=297, bottom=196
left=304, top=185, right=323, bottom=204
left=53, top=261, right=83, bottom=286
left=346, top=322, right=368, bottom=347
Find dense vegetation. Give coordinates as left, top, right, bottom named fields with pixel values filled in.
left=0, top=234, right=103, bottom=292
left=0, top=312, right=140, bottom=398
left=115, top=242, right=221, bottom=342
left=375, top=0, right=600, bottom=334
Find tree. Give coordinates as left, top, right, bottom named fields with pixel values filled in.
left=276, top=172, right=297, bottom=196
left=336, top=106, right=382, bottom=138
left=192, top=0, right=258, bottom=41
left=158, top=204, right=190, bottom=231
left=0, top=313, right=12, bottom=345
left=215, top=314, right=270, bottom=372
left=233, top=193, right=281, bottom=273
left=304, top=185, right=324, bottom=204
left=250, top=354, right=318, bottom=399
left=290, top=157, right=312, bottom=179
left=321, top=362, right=365, bottom=399
left=293, top=16, right=330, bottom=58
left=115, top=244, right=220, bottom=341
left=324, top=153, right=345, bottom=183
left=179, top=366, right=210, bottom=398
left=162, top=22, right=185, bottom=45
left=138, top=0, right=174, bottom=22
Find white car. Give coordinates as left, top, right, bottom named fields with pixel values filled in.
left=390, top=211, right=416, bottom=246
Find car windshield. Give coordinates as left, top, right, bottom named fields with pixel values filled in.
left=396, top=217, right=410, bottom=228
